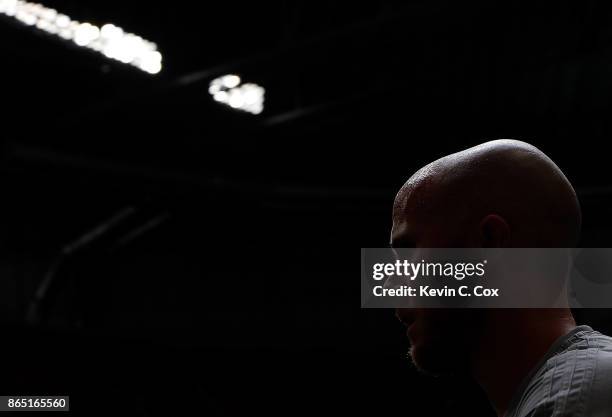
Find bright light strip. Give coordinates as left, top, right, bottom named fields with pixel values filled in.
left=0, top=0, right=162, bottom=74
left=209, top=75, right=265, bottom=115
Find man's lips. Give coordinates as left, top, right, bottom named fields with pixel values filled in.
left=406, top=323, right=417, bottom=340
left=396, top=313, right=417, bottom=340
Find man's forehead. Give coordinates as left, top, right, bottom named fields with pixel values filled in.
left=392, top=185, right=410, bottom=214
left=392, top=169, right=443, bottom=243
left=391, top=186, right=421, bottom=243
left=394, top=177, right=433, bottom=215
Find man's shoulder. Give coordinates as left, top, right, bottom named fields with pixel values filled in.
left=511, top=328, right=612, bottom=417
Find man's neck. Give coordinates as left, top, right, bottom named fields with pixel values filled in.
left=471, top=309, right=576, bottom=417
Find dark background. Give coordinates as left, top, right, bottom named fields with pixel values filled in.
left=1, top=1, right=612, bottom=415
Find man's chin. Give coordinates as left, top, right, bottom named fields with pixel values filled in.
left=408, top=341, right=470, bottom=377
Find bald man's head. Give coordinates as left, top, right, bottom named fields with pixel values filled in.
left=392, top=140, right=580, bottom=376
left=391, top=139, right=581, bottom=249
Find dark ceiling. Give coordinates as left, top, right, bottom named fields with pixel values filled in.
left=1, top=0, right=612, bottom=269
left=2, top=1, right=611, bottom=243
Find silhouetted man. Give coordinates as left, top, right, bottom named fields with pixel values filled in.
left=392, top=139, right=612, bottom=417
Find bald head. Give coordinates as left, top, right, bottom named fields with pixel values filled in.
left=391, top=139, right=581, bottom=248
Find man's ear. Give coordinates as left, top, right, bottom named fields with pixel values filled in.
left=479, top=214, right=510, bottom=247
